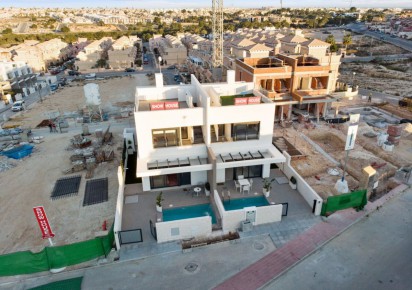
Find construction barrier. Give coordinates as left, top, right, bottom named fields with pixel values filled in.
left=0, top=225, right=114, bottom=277
left=321, top=189, right=367, bottom=216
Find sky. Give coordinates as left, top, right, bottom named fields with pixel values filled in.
left=0, top=0, right=411, bottom=9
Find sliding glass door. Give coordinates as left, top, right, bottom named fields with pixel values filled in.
left=233, top=165, right=262, bottom=179
left=150, top=172, right=191, bottom=189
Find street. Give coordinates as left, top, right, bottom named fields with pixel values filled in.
left=347, top=23, right=412, bottom=53
left=264, top=188, right=412, bottom=290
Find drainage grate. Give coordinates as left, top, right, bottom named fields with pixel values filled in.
left=83, top=178, right=108, bottom=206
left=51, top=175, right=81, bottom=200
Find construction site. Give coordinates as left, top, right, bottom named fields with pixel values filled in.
left=0, top=74, right=153, bottom=254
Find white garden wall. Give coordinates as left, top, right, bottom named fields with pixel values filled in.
left=155, top=216, right=212, bottom=243
left=280, top=152, right=323, bottom=215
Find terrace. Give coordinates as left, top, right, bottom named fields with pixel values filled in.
left=121, top=168, right=313, bottom=247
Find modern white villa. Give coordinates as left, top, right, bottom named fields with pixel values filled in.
left=114, top=71, right=323, bottom=248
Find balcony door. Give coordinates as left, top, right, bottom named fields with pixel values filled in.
left=233, top=165, right=262, bottom=180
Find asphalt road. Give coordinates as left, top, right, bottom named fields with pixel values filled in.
left=264, top=188, right=412, bottom=290
left=347, top=23, right=412, bottom=52
left=358, top=88, right=403, bottom=106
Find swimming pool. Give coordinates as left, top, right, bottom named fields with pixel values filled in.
left=223, top=196, right=270, bottom=211
left=163, top=203, right=217, bottom=224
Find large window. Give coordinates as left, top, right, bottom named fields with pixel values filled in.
left=150, top=173, right=191, bottom=189
left=211, top=122, right=260, bottom=143
left=234, top=166, right=262, bottom=179
left=232, top=122, right=259, bottom=141
left=152, top=126, right=203, bottom=148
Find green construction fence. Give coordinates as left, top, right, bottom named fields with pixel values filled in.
left=321, top=189, right=367, bottom=216
left=0, top=225, right=114, bottom=277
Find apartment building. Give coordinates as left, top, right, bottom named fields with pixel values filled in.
left=150, top=35, right=187, bottom=65
left=11, top=42, right=45, bottom=72
left=0, top=61, right=37, bottom=102
left=107, top=36, right=141, bottom=69
left=76, top=37, right=113, bottom=70
left=235, top=39, right=342, bottom=121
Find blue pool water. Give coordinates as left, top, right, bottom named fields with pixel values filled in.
left=163, top=203, right=217, bottom=224
left=223, top=196, right=270, bottom=211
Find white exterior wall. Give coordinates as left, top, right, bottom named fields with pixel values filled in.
left=280, top=152, right=323, bottom=215
left=156, top=216, right=212, bottom=243
left=191, top=171, right=208, bottom=185
left=255, top=204, right=283, bottom=225
left=114, top=166, right=126, bottom=250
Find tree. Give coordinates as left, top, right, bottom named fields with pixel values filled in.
left=30, top=24, right=38, bottom=29
left=325, top=35, right=338, bottom=52
left=60, top=26, right=70, bottom=33
left=343, top=33, right=352, bottom=49
left=97, top=20, right=105, bottom=27
left=349, top=7, right=357, bottom=13
left=2, top=28, right=12, bottom=34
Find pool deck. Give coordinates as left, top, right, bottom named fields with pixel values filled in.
left=120, top=169, right=316, bottom=260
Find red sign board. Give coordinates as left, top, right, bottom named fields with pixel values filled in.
left=164, top=101, right=179, bottom=110
left=248, top=96, right=261, bottom=104
left=150, top=102, right=165, bottom=111
left=234, top=97, right=248, bottom=105
left=33, top=206, right=55, bottom=239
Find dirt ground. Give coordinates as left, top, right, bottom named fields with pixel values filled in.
left=0, top=74, right=153, bottom=254
left=276, top=119, right=412, bottom=200
left=339, top=61, right=412, bottom=96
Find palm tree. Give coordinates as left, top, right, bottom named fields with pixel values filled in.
left=343, top=33, right=352, bottom=49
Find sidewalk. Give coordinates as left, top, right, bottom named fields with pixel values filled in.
left=214, top=184, right=409, bottom=290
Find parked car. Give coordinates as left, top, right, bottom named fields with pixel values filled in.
left=125, top=68, right=135, bottom=72
left=167, top=65, right=177, bottom=70
left=85, top=73, right=96, bottom=79
left=399, top=119, right=412, bottom=124
left=11, top=100, right=25, bottom=112
left=68, top=70, right=80, bottom=76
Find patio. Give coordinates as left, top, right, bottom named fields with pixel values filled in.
left=215, top=169, right=313, bottom=217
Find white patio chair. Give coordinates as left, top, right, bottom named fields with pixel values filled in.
left=242, top=185, right=250, bottom=195
left=234, top=180, right=241, bottom=192
left=238, top=175, right=244, bottom=180
left=249, top=179, right=253, bottom=190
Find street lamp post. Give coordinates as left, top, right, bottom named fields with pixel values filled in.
left=158, top=56, right=162, bottom=74
left=352, top=72, right=356, bottom=86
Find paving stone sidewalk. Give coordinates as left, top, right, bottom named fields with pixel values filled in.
left=214, top=184, right=409, bottom=290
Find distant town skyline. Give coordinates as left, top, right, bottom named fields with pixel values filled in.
left=1, top=0, right=412, bottom=9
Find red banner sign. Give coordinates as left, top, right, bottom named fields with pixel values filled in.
left=248, top=96, right=261, bottom=104
left=234, top=97, right=248, bottom=105
left=150, top=102, right=165, bottom=111
left=164, top=101, right=179, bottom=110
left=33, top=206, right=55, bottom=239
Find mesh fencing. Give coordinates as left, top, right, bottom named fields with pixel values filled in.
left=321, top=189, right=367, bottom=216
left=0, top=225, right=114, bottom=277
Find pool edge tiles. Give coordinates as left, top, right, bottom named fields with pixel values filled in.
left=223, top=196, right=270, bottom=211
left=162, top=203, right=217, bottom=224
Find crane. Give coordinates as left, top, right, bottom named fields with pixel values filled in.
left=212, top=0, right=224, bottom=81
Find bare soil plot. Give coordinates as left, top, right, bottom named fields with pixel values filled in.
left=0, top=75, right=152, bottom=254
left=339, top=61, right=412, bottom=96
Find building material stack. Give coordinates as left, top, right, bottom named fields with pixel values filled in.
left=387, top=125, right=402, bottom=146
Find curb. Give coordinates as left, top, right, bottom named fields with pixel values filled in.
left=257, top=183, right=409, bottom=289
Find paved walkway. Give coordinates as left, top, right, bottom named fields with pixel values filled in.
left=214, top=184, right=409, bottom=290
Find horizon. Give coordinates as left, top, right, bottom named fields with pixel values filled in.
left=1, top=0, right=412, bottom=9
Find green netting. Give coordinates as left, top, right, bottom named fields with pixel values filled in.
left=321, top=189, right=367, bottom=216
left=28, top=277, right=83, bottom=290
left=220, top=94, right=254, bottom=106
left=0, top=224, right=114, bottom=277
